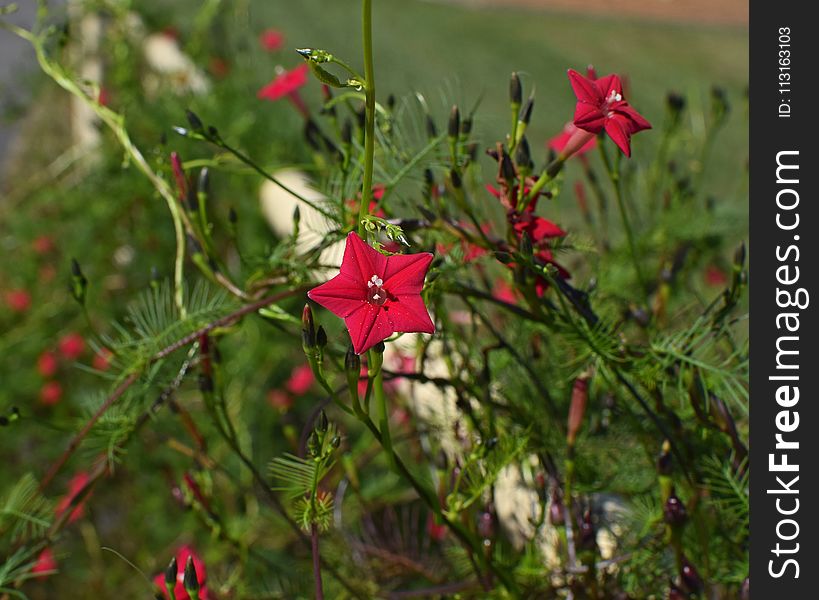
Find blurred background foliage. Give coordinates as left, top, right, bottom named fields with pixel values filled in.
left=0, top=0, right=747, bottom=598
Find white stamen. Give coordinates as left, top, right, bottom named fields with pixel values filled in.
left=373, top=294, right=380, bottom=300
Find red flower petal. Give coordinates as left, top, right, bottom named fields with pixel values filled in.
left=308, top=273, right=367, bottom=318
left=594, top=74, right=623, bottom=102
left=387, top=295, right=435, bottom=334
left=382, top=252, right=434, bottom=296
left=339, top=231, right=388, bottom=284
left=344, top=304, right=393, bottom=355
left=257, top=63, right=309, bottom=100
left=567, top=69, right=602, bottom=105
left=604, top=116, right=633, bottom=157
left=573, top=103, right=606, bottom=134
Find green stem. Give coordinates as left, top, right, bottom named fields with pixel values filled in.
left=598, top=142, right=646, bottom=299
left=372, top=359, right=396, bottom=471
left=358, top=0, right=376, bottom=237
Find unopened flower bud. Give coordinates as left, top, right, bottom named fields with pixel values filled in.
left=450, top=168, right=462, bottom=189
left=657, top=439, right=672, bottom=475
left=460, top=117, right=473, bottom=136
left=425, top=114, right=437, bottom=139
left=666, top=92, right=685, bottom=115
left=567, top=376, right=590, bottom=446
left=734, top=241, right=746, bottom=269
left=186, top=109, right=204, bottom=133
left=478, top=511, right=494, bottom=539
left=680, top=556, right=703, bottom=594
left=302, top=304, right=316, bottom=350
left=577, top=509, right=597, bottom=551
left=183, top=556, right=200, bottom=594
left=548, top=491, right=565, bottom=526
left=316, top=325, right=327, bottom=349
left=520, top=95, right=534, bottom=125
left=514, top=136, right=533, bottom=172
left=447, top=105, right=460, bottom=139
left=197, top=167, right=210, bottom=196
left=308, top=430, right=321, bottom=457
left=663, top=492, right=687, bottom=526
left=500, top=148, right=516, bottom=183
left=509, top=72, right=522, bottom=106
left=345, top=344, right=361, bottom=396
left=318, top=410, right=329, bottom=433
left=164, top=556, right=178, bottom=588
left=70, top=258, right=88, bottom=305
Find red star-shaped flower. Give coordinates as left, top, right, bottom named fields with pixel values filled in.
left=567, top=68, right=651, bottom=157
left=308, top=233, right=435, bottom=354
left=257, top=63, right=309, bottom=101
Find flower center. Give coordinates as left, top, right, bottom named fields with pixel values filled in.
left=604, top=90, right=623, bottom=117
left=366, top=274, right=388, bottom=306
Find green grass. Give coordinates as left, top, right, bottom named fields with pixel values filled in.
left=248, top=0, right=747, bottom=192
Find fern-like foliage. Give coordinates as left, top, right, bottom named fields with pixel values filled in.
left=649, top=316, right=749, bottom=415
left=702, top=455, right=749, bottom=534
left=447, top=433, right=528, bottom=514
left=269, top=453, right=336, bottom=532
left=0, top=474, right=52, bottom=542
left=105, top=280, right=235, bottom=368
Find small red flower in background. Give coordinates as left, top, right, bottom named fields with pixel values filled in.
left=705, top=264, right=728, bottom=287
left=493, top=278, right=518, bottom=305
left=286, top=363, right=315, bottom=395
left=32, top=548, right=57, bottom=577
left=58, top=333, right=86, bottom=360
left=32, top=235, right=55, bottom=255
left=567, top=68, right=651, bottom=157
left=37, top=351, right=59, bottom=378
left=548, top=122, right=597, bottom=157
left=4, top=289, right=31, bottom=313
left=40, top=381, right=62, bottom=406
left=208, top=56, right=230, bottom=79
left=154, top=545, right=208, bottom=600
left=308, top=233, right=435, bottom=355
left=92, top=348, right=113, bottom=371
left=259, top=28, right=284, bottom=52
left=426, top=513, right=447, bottom=542
left=258, top=64, right=309, bottom=117
left=55, top=472, right=91, bottom=524
left=267, top=389, right=293, bottom=412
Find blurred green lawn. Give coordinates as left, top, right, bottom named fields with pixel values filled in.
left=249, top=0, right=747, bottom=193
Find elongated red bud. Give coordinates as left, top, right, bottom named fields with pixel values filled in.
left=567, top=376, right=590, bottom=446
